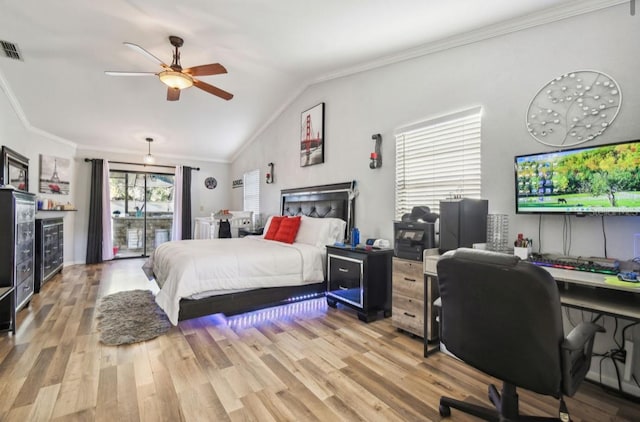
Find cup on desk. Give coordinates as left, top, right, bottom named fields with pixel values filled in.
left=514, top=246, right=531, bottom=260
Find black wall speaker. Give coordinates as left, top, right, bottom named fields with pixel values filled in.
left=439, top=198, right=488, bottom=253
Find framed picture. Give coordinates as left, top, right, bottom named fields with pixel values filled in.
left=39, top=154, right=70, bottom=195
left=1, top=146, right=29, bottom=191
left=300, top=102, right=324, bottom=167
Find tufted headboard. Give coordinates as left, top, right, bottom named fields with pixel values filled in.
left=281, top=181, right=355, bottom=240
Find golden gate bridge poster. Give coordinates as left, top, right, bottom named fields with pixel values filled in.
left=300, top=102, right=324, bottom=167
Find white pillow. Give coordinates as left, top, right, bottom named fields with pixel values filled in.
left=326, top=218, right=347, bottom=243
left=295, top=216, right=346, bottom=247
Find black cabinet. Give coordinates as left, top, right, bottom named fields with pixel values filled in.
left=0, top=189, right=36, bottom=323
left=0, top=286, right=15, bottom=334
left=326, top=245, right=393, bottom=322
left=35, top=217, right=64, bottom=292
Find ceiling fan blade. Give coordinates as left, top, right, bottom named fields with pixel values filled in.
left=105, top=71, right=157, bottom=76
left=183, top=63, right=227, bottom=77
left=193, top=79, right=233, bottom=101
left=124, top=42, right=170, bottom=69
left=167, top=87, right=180, bottom=101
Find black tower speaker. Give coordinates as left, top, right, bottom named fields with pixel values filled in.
left=439, top=198, right=488, bottom=253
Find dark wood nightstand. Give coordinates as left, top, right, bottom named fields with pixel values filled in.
left=325, top=245, right=393, bottom=322
left=238, top=227, right=264, bottom=237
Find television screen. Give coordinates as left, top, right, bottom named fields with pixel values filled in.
left=515, top=140, right=640, bottom=215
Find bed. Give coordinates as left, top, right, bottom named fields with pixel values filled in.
left=144, top=182, right=355, bottom=324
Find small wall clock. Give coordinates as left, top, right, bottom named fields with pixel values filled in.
left=204, top=176, right=217, bottom=189
left=526, top=70, right=622, bottom=147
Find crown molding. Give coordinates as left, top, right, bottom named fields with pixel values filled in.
left=2, top=0, right=628, bottom=163
left=229, top=81, right=310, bottom=163
left=313, top=0, right=627, bottom=84
left=75, top=142, right=231, bottom=165
left=0, top=69, right=78, bottom=149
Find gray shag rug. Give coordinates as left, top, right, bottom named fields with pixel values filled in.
left=96, top=289, right=172, bottom=346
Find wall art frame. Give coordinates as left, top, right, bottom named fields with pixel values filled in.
left=300, top=102, right=325, bottom=167
left=39, top=154, right=71, bottom=195
left=1, top=146, right=29, bottom=191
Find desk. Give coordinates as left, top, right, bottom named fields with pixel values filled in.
left=194, top=211, right=254, bottom=239
left=423, top=255, right=640, bottom=357
left=545, top=267, right=640, bottom=322
left=194, top=217, right=218, bottom=239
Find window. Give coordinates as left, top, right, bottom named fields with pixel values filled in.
left=109, top=171, right=174, bottom=257
left=395, top=107, right=481, bottom=219
left=243, top=169, right=260, bottom=217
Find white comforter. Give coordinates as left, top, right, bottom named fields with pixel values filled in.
left=145, top=237, right=326, bottom=324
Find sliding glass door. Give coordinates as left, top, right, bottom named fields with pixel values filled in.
left=109, top=171, right=175, bottom=258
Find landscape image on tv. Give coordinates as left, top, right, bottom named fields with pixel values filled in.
left=515, top=140, right=640, bottom=215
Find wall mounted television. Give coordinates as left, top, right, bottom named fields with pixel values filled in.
left=515, top=140, right=640, bottom=215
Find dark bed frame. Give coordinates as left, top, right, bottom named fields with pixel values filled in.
left=177, top=181, right=355, bottom=321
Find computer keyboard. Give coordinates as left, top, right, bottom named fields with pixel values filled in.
left=528, top=253, right=619, bottom=275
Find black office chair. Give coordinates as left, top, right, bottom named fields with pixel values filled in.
left=436, top=248, right=604, bottom=421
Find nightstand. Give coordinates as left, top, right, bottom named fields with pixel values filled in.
left=391, top=257, right=425, bottom=337
left=238, top=227, right=264, bottom=237
left=325, top=245, right=393, bottom=322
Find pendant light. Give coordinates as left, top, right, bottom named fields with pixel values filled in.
left=143, top=137, right=155, bottom=164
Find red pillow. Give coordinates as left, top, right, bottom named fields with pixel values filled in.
left=273, top=216, right=302, bottom=244
left=264, top=216, right=285, bottom=240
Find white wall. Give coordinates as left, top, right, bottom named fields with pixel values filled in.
left=0, top=84, right=78, bottom=265
left=73, top=148, right=231, bottom=264
left=232, top=5, right=640, bottom=260
left=2, top=77, right=234, bottom=266
left=231, top=5, right=640, bottom=396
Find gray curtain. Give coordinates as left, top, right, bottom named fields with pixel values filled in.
left=181, top=166, right=192, bottom=239
left=86, top=159, right=104, bottom=264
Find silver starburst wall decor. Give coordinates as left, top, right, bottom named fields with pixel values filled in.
left=526, top=70, right=622, bottom=147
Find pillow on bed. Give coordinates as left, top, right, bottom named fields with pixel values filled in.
left=326, top=217, right=347, bottom=243
left=273, top=216, right=302, bottom=243
left=295, top=216, right=347, bottom=248
left=264, top=216, right=285, bottom=240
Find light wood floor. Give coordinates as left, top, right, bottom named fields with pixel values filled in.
left=1, top=259, right=639, bottom=422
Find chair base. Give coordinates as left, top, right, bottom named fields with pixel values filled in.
left=439, top=382, right=570, bottom=421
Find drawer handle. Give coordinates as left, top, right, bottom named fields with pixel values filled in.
left=23, top=284, right=30, bottom=291
left=338, top=286, right=349, bottom=290
left=338, top=268, right=349, bottom=273
left=403, top=312, right=416, bottom=318
left=404, top=277, right=416, bottom=282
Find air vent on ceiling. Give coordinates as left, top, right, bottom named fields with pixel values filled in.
left=1, top=40, right=22, bottom=60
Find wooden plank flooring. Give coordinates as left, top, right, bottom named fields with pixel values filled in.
left=1, top=259, right=639, bottom=421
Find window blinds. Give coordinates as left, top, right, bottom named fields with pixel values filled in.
left=243, top=169, right=260, bottom=215
left=395, top=107, right=482, bottom=219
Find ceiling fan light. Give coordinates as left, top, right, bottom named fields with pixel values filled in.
left=159, top=70, right=193, bottom=89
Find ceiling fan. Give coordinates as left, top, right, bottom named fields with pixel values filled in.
left=105, top=35, right=233, bottom=101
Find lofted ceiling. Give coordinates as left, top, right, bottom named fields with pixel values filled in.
left=0, top=0, right=620, bottom=163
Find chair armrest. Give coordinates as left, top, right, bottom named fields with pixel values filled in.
left=561, top=322, right=605, bottom=396
left=562, top=322, right=605, bottom=352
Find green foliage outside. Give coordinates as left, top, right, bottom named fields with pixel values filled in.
left=109, top=172, right=174, bottom=213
